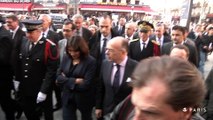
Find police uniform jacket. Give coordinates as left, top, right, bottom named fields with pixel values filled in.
left=18, top=36, right=58, bottom=97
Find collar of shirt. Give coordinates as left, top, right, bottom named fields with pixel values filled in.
left=156, top=36, right=164, bottom=44
left=111, top=56, right=128, bottom=85
left=173, top=41, right=184, bottom=46
left=125, top=35, right=133, bottom=40
left=32, top=34, right=43, bottom=45
left=11, top=26, right=19, bottom=34
left=140, top=38, right=149, bottom=46
left=101, top=34, right=112, bottom=41
left=43, top=28, right=49, bottom=37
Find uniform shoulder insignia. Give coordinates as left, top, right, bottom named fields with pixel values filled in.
left=129, top=38, right=139, bottom=43
left=151, top=40, right=160, bottom=46
left=46, top=39, right=56, bottom=46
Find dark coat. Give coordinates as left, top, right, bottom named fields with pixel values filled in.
left=149, top=35, right=171, bottom=46
left=128, top=40, right=155, bottom=61
left=161, top=42, right=198, bottom=67
left=113, top=25, right=125, bottom=36
left=89, top=29, right=119, bottom=76
left=0, top=26, right=13, bottom=90
left=56, top=55, right=96, bottom=107
left=18, top=37, right=58, bottom=97
left=82, top=27, right=93, bottom=44
left=96, top=58, right=137, bottom=115
left=46, top=30, right=60, bottom=44
left=11, top=27, right=26, bottom=81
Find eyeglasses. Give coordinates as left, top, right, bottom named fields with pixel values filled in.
left=63, top=29, right=72, bottom=32
left=105, top=48, right=115, bottom=52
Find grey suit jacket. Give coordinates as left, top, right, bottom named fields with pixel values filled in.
left=58, top=39, right=67, bottom=62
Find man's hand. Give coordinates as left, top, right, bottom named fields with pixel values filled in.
left=95, top=109, right=102, bottom=119
left=75, top=78, right=84, bottom=84
left=36, top=92, right=47, bottom=103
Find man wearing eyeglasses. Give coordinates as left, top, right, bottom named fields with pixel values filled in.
left=17, top=19, right=58, bottom=120
left=58, top=21, right=76, bottom=62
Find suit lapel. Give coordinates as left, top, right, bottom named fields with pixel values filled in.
left=107, top=62, right=113, bottom=85
left=120, top=58, right=129, bottom=87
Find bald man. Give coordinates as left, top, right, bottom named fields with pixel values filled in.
left=95, top=36, right=137, bottom=119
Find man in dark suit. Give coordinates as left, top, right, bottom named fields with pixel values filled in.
left=161, top=25, right=198, bottom=67
left=17, top=20, right=58, bottom=120
left=72, top=14, right=92, bottom=43
left=38, top=14, right=60, bottom=44
left=5, top=14, right=26, bottom=119
left=95, top=36, right=138, bottom=119
left=123, top=22, right=138, bottom=42
left=129, top=21, right=160, bottom=61
left=38, top=14, right=61, bottom=111
left=0, top=15, right=15, bottom=120
left=90, top=14, right=119, bottom=77
left=113, top=17, right=126, bottom=36
left=150, top=23, right=171, bottom=49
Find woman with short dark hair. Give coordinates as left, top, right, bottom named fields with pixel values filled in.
left=56, top=36, right=96, bottom=120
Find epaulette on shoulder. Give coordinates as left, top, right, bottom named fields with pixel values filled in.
left=151, top=40, right=160, bottom=46
left=46, top=39, right=56, bottom=46
left=129, top=38, right=139, bottom=43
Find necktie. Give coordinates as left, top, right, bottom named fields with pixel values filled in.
left=119, top=26, right=122, bottom=34
left=11, top=32, right=15, bottom=39
left=42, top=32, right=45, bottom=38
left=158, top=38, right=161, bottom=45
left=30, top=42, right=35, bottom=51
left=102, top=38, right=107, bottom=59
left=142, top=42, right=146, bottom=51
left=113, top=64, right=120, bottom=93
left=76, top=30, right=80, bottom=35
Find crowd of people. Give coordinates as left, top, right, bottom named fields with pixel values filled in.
left=0, top=13, right=213, bottom=120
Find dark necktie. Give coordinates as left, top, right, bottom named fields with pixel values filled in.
left=102, top=38, right=107, bottom=59
left=30, top=42, right=35, bottom=52
left=119, top=26, right=122, bottom=34
left=113, top=64, right=120, bottom=93
left=11, top=32, right=15, bottom=39
left=42, top=32, right=45, bottom=38
left=76, top=30, right=80, bottom=35
left=142, top=42, right=146, bottom=51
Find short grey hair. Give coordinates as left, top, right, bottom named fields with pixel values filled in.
left=72, top=14, right=84, bottom=20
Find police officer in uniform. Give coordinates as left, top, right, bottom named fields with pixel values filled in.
left=17, top=20, right=59, bottom=120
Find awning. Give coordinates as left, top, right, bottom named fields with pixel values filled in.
left=33, top=3, right=66, bottom=11
left=0, top=2, right=33, bottom=11
left=79, top=4, right=156, bottom=14
left=206, top=14, right=213, bottom=18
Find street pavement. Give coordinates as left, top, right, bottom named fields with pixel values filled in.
left=1, top=54, right=213, bottom=120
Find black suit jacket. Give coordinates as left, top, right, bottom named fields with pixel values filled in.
left=82, top=27, right=92, bottom=44
left=150, top=35, right=171, bottom=45
left=11, top=28, right=25, bottom=80
left=47, top=30, right=60, bottom=44
left=56, top=55, right=96, bottom=107
left=113, top=25, right=125, bottom=36
left=0, top=26, right=13, bottom=90
left=18, top=37, right=58, bottom=97
left=96, top=58, right=137, bottom=115
left=89, top=29, right=119, bottom=76
left=129, top=40, right=155, bottom=61
left=161, top=42, right=198, bottom=67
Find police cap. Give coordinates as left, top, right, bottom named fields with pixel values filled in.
left=22, top=19, right=43, bottom=32
left=138, top=21, right=154, bottom=33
